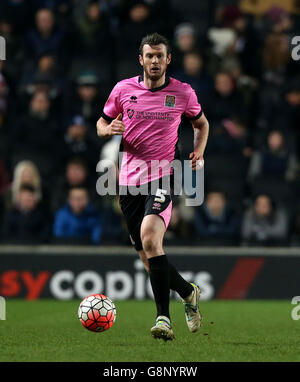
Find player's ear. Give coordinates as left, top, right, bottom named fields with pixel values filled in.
left=167, top=53, right=171, bottom=65
left=138, top=54, right=144, bottom=67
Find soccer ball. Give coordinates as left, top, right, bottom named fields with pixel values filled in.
left=78, top=294, right=116, bottom=332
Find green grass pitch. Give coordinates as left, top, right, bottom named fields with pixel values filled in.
left=0, top=299, right=299, bottom=362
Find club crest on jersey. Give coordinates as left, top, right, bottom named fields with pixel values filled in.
left=165, top=95, right=176, bottom=107
left=127, top=108, right=135, bottom=119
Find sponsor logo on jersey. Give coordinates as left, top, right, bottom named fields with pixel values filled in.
left=129, top=95, right=137, bottom=103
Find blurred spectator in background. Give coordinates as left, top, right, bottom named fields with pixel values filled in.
left=19, top=52, right=65, bottom=117
left=13, top=91, right=63, bottom=184
left=241, top=194, right=289, bottom=246
left=203, top=71, right=247, bottom=127
left=0, top=18, right=23, bottom=79
left=62, top=115, right=100, bottom=171
left=194, top=191, right=241, bottom=245
left=2, top=183, right=50, bottom=244
left=171, top=23, right=197, bottom=72
left=274, top=81, right=300, bottom=160
left=206, top=116, right=250, bottom=156
left=248, top=130, right=297, bottom=183
left=72, top=0, right=112, bottom=60
left=24, top=8, right=68, bottom=70
left=290, top=208, right=300, bottom=247
left=53, top=185, right=102, bottom=245
left=65, top=71, right=105, bottom=144
left=51, top=156, right=97, bottom=213
left=0, top=60, right=12, bottom=157
left=0, top=0, right=33, bottom=35
left=164, top=197, right=194, bottom=245
left=173, top=51, right=213, bottom=99
left=257, top=6, right=296, bottom=132
left=115, top=1, right=164, bottom=79
left=0, top=156, right=10, bottom=226
left=117, top=1, right=153, bottom=57
left=5, top=160, right=42, bottom=211
left=210, top=5, right=261, bottom=78
left=0, top=60, right=12, bottom=120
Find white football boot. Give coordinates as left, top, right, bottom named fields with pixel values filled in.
left=151, top=315, right=175, bottom=341
left=182, top=283, right=202, bottom=332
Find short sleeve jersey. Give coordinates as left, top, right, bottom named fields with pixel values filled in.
left=102, top=76, right=202, bottom=186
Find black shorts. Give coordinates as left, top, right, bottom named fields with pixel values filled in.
left=119, top=176, right=174, bottom=251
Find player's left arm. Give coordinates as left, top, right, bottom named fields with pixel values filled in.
left=189, top=113, right=209, bottom=171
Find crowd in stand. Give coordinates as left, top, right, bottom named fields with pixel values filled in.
left=0, top=0, right=299, bottom=246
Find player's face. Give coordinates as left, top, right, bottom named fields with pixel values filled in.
left=139, top=44, right=171, bottom=81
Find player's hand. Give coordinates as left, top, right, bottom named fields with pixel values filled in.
left=108, top=113, right=125, bottom=136
left=189, top=151, right=204, bottom=171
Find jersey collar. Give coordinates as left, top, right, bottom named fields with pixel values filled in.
left=138, top=75, right=170, bottom=92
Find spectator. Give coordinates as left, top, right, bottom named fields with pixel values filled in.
left=203, top=71, right=247, bottom=126
left=5, top=160, right=42, bottom=210
left=62, top=115, right=100, bottom=171
left=13, top=91, right=63, bottom=182
left=241, top=194, right=289, bottom=246
left=171, top=23, right=198, bottom=71
left=0, top=18, right=22, bottom=79
left=51, top=156, right=97, bottom=212
left=290, top=208, right=300, bottom=247
left=53, top=186, right=102, bottom=244
left=194, top=191, right=240, bottom=245
left=0, top=60, right=11, bottom=131
left=248, top=130, right=297, bottom=183
left=19, top=53, right=65, bottom=113
left=0, top=0, right=33, bottom=35
left=164, top=201, right=194, bottom=245
left=72, top=0, right=112, bottom=60
left=173, top=51, right=213, bottom=98
left=24, top=8, right=67, bottom=68
left=0, top=156, right=10, bottom=226
left=66, top=71, right=106, bottom=140
left=2, top=183, right=50, bottom=244
left=206, top=116, right=250, bottom=156
left=116, top=1, right=160, bottom=60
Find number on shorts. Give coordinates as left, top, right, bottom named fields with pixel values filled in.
left=154, top=188, right=167, bottom=203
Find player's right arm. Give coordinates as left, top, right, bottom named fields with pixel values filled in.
left=97, top=113, right=125, bottom=138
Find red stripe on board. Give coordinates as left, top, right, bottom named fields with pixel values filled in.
left=217, top=258, right=265, bottom=299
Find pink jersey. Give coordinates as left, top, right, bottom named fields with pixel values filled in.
left=102, top=76, right=202, bottom=186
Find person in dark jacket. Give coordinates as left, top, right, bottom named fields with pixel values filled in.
left=194, top=191, right=240, bottom=245
left=51, top=156, right=98, bottom=213
left=241, top=194, right=289, bottom=246
left=2, top=183, right=50, bottom=244
left=24, top=8, right=67, bottom=68
left=53, top=185, right=102, bottom=244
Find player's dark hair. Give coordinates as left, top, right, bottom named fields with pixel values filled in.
left=139, top=33, right=171, bottom=56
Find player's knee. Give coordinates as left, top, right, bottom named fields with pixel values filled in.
left=141, top=235, right=161, bottom=255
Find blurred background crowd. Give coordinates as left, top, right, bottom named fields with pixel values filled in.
left=0, top=0, right=299, bottom=247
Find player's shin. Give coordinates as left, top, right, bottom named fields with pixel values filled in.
left=148, top=255, right=170, bottom=318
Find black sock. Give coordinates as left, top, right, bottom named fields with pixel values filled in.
left=168, top=262, right=193, bottom=299
left=148, top=255, right=170, bottom=319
